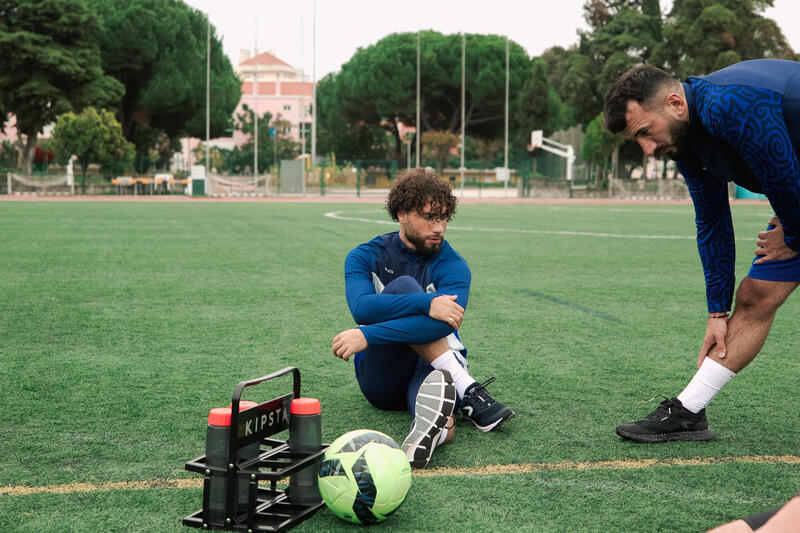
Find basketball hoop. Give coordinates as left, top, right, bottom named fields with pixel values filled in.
left=530, top=130, right=543, bottom=150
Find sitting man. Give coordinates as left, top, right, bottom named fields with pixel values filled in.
left=332, top=168, right=515, bottom=468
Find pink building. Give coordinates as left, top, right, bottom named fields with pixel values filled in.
left=0, top=116, right=18, bottom=143
left=0, top=116, right=54, bottom=145
left=177, top=49, right=313, bottom=172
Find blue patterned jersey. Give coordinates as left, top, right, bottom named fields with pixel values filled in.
left=677, top=59, right=800, bottom=312
left=344, top=232, right=470, bottom=346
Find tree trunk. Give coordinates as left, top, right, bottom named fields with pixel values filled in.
left=464, top=100, right=476, bottom=129
left=15, top=130, right=24, bottom=170
left=391, top=129, right=403, bottom=160
left=21, top=131, right=38, bottom=175
left=447, top=99, right=461, bottom=133
left=81, top=160, right=89, bottom=194
left=421, top=110, right=434, bottom=131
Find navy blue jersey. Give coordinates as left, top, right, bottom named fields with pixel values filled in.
left=677, top=59, right=800, bottom=312
left=344, top=232, right=470, bottom=346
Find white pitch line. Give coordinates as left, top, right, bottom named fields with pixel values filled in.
left=324, top=210, right=756, bottom=242
left=609, top=207, right=776, bottom=218
left=4, top=454, right=799, bottom=496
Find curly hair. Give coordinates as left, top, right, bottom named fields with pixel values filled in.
left=603, top=64, right=680, bottom=134
left=385, top=168, right=457, bottom=222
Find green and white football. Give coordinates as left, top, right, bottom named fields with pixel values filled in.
left=318, top=429, right=412, bottom=524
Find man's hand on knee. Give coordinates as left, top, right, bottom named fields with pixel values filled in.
left=429, top=294, right=464, bottom=329
left=332, top=328, right=368, bottom=361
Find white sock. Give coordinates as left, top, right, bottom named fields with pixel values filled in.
left=677, top=358, right=736, bottom=413
left=430, top=350, right=475, bottom=399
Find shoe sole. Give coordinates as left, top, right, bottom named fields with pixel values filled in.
left=401, top=370, right=456, bottom=468
left=615, top=427, right=715, bottom=443
left=464, top=409, right=516, bottom=433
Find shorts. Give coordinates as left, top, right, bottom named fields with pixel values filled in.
left=747, top=222, right=800, bottom=282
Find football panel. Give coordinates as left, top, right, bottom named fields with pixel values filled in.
left=351, top=451, right=381, bottom=524
left=318, top=474, right=360, bottom=524
left=362, top=443, right=412, bottom=516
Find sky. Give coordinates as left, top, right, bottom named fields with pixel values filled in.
left=182, top=0, right=800, bottom=80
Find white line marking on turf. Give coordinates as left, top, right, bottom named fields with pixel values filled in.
left=609, top=207, right=776, bottom=219
left=324, top=210, right=756, bottom=241
left=0, top=478, right=202, bottom=496
left=4, top=454, right=799, bottom=496
left=413, top=454, right=800, bottom=478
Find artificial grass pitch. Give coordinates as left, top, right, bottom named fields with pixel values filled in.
left=1, top=199, right=798, bottom=532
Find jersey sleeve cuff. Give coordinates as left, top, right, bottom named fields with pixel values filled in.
left=357, top=325, right=374, bottom=346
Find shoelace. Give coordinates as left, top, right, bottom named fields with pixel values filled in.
left=470, top=377, right=497, bottom=407
left=645, top=397, right=673, bottom=420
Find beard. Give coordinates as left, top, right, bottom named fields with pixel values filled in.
left=659, top=119, right=693, bottom=161
left=404, top=225, right=443, bottom=256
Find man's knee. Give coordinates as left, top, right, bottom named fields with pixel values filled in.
left=734, top=277, right=795, bottom=318
left=383, top=275, right=424, bottom=295
left=355, top=344, right=419, bottom=411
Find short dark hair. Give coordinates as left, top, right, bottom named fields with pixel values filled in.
left=603, top=64, right=679, bottom=133
left=385, top=168, right=457, bottom=222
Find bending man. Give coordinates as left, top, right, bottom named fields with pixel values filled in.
left=604, top=60, right=800, bottom=442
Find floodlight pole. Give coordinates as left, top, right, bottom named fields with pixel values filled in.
left=311, top=0, right=317, bottom=177
left=253, top=19, right=259, bottom=190
left=205, top=18, right=210, bottom=178
left=460, top=32, right=465, bottom=198
left=416, top=28, right=420, bottom=168
left=300, top=17, right=305, bottom=157
left=503, top=35, right=509, bottom=198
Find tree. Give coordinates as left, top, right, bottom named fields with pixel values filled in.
left=474, top=137, right=502, bottom=172
left=558, top=51, right=603, bottom=127
left=228, top=105, right=299, bottom=174
left=578, top=0, right=792, bottom=178
left=327, top=31, right=530, bottom=160
left=541, top=1, right=664, bottom=131
left=51, top=107, right=135, bottom=193
left=515, top=58, right=564, bottom=146
left=87, top=0, right=241, bottom=156
left=590, top=3, right=662, bottom=91
left=422, top=131, right=459, bottom=173
left=0, top=140, right=16, bottom=168
left=543, top=1, right=663, bottom=177
left=541, top=45, right=577, bottom=93
left=0, top=0, right=124, bottom=175
left=582, top=113, right=624, bottom=185
left=316, top=73, right=390, bottom=161
left=652, top=0, right=794, bottom=78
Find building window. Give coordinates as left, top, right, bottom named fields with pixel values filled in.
left=283, top=104, right=291, bottom=111
left=283, top=126, right=291, bottom=135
